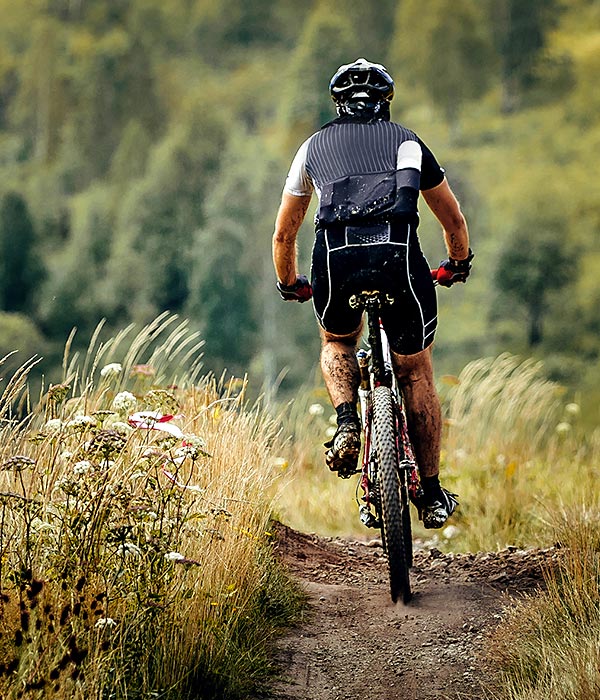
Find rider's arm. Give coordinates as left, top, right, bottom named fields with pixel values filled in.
left=272, top=192, right=312, bottom=286
left=421, top=178, right=470, bottom=261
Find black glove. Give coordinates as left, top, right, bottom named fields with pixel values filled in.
left=276, top=274, right=313, bottom=302
left=435, top=249, right=474, bottom=287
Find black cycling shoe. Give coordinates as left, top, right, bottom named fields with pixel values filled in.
left=419, top=488, right=459, bottom=529
left=324, top=423, right=361, bottom=478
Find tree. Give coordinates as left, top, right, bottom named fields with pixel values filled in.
left=495, top=217, right=573, bottom=347
left=0, top=311, right=48, bottom=382
left=99, top=98, right=227, bottom=324
left=0, top=192, right=42, bottom=313
left=390, top=0, right=495, bottom=131
left=278, top=2, right=356, bottom=143
left=185, top=128, right=280, bottom=378
left=488, top=0, right=559, bottom=112
left=37, top=185, right=115, bottom=339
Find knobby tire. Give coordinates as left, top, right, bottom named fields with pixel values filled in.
left=372, top=385, right=412, bottom=603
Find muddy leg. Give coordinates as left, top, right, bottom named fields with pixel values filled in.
left=319, top=325, right=362, bottom=408
left=390, top=346, right=441, bottom=478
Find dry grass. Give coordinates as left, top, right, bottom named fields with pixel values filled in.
left=487, top=506, right=600, bottom=700
left=0, top=316, right=302, bottom=699
left=276, top=353, right=599, bottom=551
left=442, top=354, right=599, bottom=551
left=272, top=387, right=363, bottom=538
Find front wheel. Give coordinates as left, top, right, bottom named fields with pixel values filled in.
left=372, top=386, right=411, bottom=603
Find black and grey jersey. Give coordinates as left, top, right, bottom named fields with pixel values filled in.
left=284, top=119, right=445, bottom=199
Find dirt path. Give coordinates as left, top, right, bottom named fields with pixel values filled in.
left=261, top=524, right=556, bottom=700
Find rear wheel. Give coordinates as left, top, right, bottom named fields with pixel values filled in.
left=372, top=386, right=411, bottom=603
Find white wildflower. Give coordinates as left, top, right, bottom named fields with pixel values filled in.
left=565, top=403, right=580, bottom=418
left=94, top=617, right=117, bottom=629
left=73, top=460, right=93, bottom=475
left=67, top=415, right=96, bottom=430
left=109, top=421, right=134, bottom=435
left=442, top=525, right=460, bottom=540
left=182, top=434, right=208, bottom=450
left=117, top=542, right=142, bottom=557
left=272, top=457, right=288, bottom=470
left=100, top=363, right=123, bottom=378
left=44, top=419, right=62, bottom=433
left=164, top=551, right=185, bottom=561
left=60, top=450, right=73, bottom=462
left=329, top=413, right=338, bottom=426
left=111, top=391, right=137, bottom=415
left=29, top=517, right=55, bottom=534
left=54, top=477, right=78, bottom=496
left=175, top=439, right=210, bottom=460
left=325, top=426, right=336, bottom=439
left=556, top=422, right=571, bottom=435
left=308, top=403, right=324, bottom=416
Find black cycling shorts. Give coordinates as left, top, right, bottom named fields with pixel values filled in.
left=310, top=221, right=437, bottom=355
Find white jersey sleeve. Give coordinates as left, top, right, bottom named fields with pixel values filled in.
left=283, top=135, right=315, bottom=197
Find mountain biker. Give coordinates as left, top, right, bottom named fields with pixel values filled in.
left=272, top=58, right=472, bottom=529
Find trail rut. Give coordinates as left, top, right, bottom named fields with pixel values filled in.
left=260, top=524, right=557, bottom=700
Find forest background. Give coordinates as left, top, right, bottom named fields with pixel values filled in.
left=0, top=0, right=598, bottom=423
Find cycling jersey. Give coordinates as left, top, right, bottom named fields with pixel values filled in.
left=284, top=117, right=445, bottom=355
left=284, top=118, right=445, bottom=203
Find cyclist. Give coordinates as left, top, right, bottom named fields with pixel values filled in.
left=272, top=58, right=472, bottom=529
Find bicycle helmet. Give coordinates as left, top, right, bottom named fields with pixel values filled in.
left=329, top=58, right=394, bottom=117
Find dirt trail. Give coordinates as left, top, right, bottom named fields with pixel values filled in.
left=261, top=524, right=556, bottom=700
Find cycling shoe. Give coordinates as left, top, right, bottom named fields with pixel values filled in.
left=325, top=423, right=361, bottom=479
left=419, top=488, right=459, bottom=529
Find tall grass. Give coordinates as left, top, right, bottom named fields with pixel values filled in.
left=0, top=315, right=302, bottom=699
left=272, top=386, right=363, bottom=538
left=488, top=506, right=600, bottom=700
left=276, top=353, right=599, bottom=550
left=442, top=353, right=599, bottom=551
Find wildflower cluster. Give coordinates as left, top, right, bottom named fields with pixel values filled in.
left=0, top=337, right=291, bottom=700
left=0, top=380, right=217, bottom=697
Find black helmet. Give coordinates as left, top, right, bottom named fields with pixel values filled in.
left=329, top=58, right=394, bottom=114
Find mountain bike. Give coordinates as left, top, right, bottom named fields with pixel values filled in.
left=352, top=289, right=425, bottom=605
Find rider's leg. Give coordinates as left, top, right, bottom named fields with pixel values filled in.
left=320, top=325, right=363, bottom=476
left=389, top=346, right=440, bottom=479
left=320, top=325, right=362, bottom=408
left=390, top=346, right=456, bottom=528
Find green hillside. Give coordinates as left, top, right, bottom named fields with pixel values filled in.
left=0, top=0, right=598, bottom=421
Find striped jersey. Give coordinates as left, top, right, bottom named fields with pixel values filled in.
left=284, top=119, right=445, bottom=202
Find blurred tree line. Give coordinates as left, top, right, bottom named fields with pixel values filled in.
left=0, top=0, right=598, bottom=419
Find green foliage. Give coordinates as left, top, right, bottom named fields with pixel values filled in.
left=391, top=0, right=495, bottom=127
left=495, top=212, right=574, bottom=347
left=488, top=0, right=561, bottom=111
left=278, top=2, right=356, bottom=139
left=0, top=0, right=597, bottom=410
left=0, top=311, right=47, bottom=379
left=37, top=185, right=116, bottom=338
left=0, top=192, right=42, bottom=312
